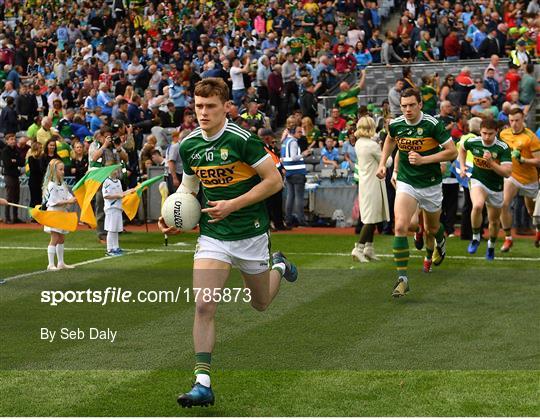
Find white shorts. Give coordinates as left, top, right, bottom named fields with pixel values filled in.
left=104, top=209, right=123, bottom=233
left=194, top=233, right=270, bottom=275
left=44, top=226, right=70, bottom=235
left=470, top=179, right=503, bottom=208
left=506, top=176, right=539, bottom=199
left=396, top=181, right=443, bottom=213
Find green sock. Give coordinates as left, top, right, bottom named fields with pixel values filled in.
left=393, top=236, right=409, bottom=278
left=434, top=224, right=445, bottom=244
left=194, top=352, right=212, bottom=377
left=426, top=247, right=434, bottom=260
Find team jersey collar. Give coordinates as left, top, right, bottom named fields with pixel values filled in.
left=202, top=119, right=228, bottom=142
left=404, top=111, right=424, bottom=126
left=481, top=138, right=496, bottom=148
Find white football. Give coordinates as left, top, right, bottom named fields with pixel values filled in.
left=161, top=193, right=201, bottom=231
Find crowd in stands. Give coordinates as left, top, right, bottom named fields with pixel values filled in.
left=0, top=0, right=539, bottom=231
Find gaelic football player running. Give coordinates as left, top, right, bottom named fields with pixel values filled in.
left=158, top=78, right=297, bottom=408
left=377, top=88, right=457, bottom=298
left=498, top=108, right=540, bottom=251
left=459, top=119, right=512, bottom=259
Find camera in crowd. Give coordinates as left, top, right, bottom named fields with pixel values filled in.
left=109, top=122, right=123, bottom=148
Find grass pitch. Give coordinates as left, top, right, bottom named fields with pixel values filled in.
left=0, top=228, right=538, bottom=416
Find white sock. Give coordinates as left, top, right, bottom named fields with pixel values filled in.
left=399, top=275, right=408, bottom=283
left=487, top=240, right=495, bottom=249
left=357, top=243, right=365, bottom=250
left=47, top=245, right=56, bottom=267
left=272, top=262, right=286, bottom=277
left=195, top=374, right=211, bottom=387
left=113, top=232, right=120, bottom=250
left=505, top=235, right=512, bottom=241
left=56, top=244, right=65, bottom=265
left=107, top=232, right=117, bottom=251
left=472, top=233, right=481, bottom=241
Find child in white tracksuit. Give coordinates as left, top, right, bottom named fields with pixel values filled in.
left=102, top=170, right=133, bottom=256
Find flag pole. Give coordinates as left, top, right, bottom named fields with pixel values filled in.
left=6, top=202, right=29, bottom=209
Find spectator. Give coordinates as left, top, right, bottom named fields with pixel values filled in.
left=27, top=141, right=44, bottom=208
left=334, top=70, right=366, bottom=120
left=443, top=27, right=461, bottom=61
left=478, top=29, right=502, bottom=58
left=240, top=101, right=266, bottom=133
left=230, top=54, right=251, bottom=108
left=321, top=137, right=340, bottom=169
left=353, top=40, right=373, bottom=69
left=416, top=31, right=436, bottom=62
left=395, top=35, right=413, bottom=62
left=299, top=81, right=318, bottom=123
left=381, top=33, right=404, bottom=66
left=268, top=64, right=285, bottom=127
left=388, top=79, right=405, bottom=117
left=366, top=28, right=383, bottom=63
left=420, top=75, right=438, bottom=116
left=352, top=116, right=389, bottom=262
left=0, top=96, right=18, bottom=134
left=504, top=63, right=521, bottom=101
left=484, top=68, right=502, bottom=107
left=1, top=134, right=24, bottom=223
left=301, top=116, right=321, bottom=151
left=259, top=128, right=288, bottom=231
left=330, top=108, right=347, bottom=131
left=467, top=77, right=493, bottom=114
left=518, top=64, right=538, bottom=108
left=70, top=141, right=88, bottom=182
left=281, top=125, right=307, bottom=227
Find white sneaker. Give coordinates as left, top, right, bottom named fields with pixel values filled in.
left=47, top=265, right=59, bottom=271
left=351, top=243, right=369, bottom=263
left=363, top=243, right=380, bottom=261
left=57, top=263, right=75, bottom=269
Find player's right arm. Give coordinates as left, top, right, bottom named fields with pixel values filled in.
left=377, top=132, right=396, bottom=179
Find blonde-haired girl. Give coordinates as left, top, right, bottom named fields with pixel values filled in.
left=42, top=159, right=77, bottom=271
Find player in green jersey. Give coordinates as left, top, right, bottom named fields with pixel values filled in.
left=158, top=78, right=298, bottom=408
left=377, top=88, right=457, bottom=298
left=459, top=119, right=512, bottom=260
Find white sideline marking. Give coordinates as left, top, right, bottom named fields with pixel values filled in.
left=2, top=250, right=144, bottom=283
left=1, top=246, right=539, bottom=262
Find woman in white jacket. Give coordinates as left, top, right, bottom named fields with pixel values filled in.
left=351, top=116, right=390, bottom=262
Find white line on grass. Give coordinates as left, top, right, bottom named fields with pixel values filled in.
left=2, top=246, right=538, bottom=262
left=2, top=250, right=144, bottom=283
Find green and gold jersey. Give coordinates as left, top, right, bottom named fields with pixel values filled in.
left=179, top=121, right=271, bottom=241
left=288, top=37, right=304, bottom=55
left=463, top=136, right=512, bottom=191
left=335, top=86, right=360, bottom=118
left=56, top=140, right=72, bottom=169
left=389, top=112, right=451, bottom=188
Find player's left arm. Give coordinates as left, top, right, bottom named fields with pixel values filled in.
left=202, top=157, right=282, bottom=223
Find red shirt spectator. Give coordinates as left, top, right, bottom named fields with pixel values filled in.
left=443, top=32, right=460, bottom=58
left=504, top=68, right=521, bottom=100
left=331, top=108, right=347, bottom=131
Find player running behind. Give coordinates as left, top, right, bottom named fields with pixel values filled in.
left=499, top=108, right=540, bottom=251
left=377, top=88, right=457, bottom=298
left=459, top=119, right=512, bottom=259
left=158, top=78, right=298, bottom=408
